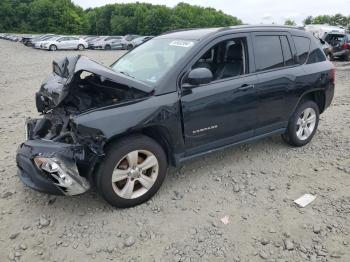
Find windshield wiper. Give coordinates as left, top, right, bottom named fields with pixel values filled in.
left=119, top=71, right=135, bottom=79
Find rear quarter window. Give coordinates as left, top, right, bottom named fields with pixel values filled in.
left=292, top=36, right=311, bottom=64
left=306, top=39, right=326, bottom=64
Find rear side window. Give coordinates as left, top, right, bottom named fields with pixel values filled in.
left=254, top=36, right=284, bottom=71
left=280, top=36, right=295, bottom=66
left=292, top=36, right=310, bottom=64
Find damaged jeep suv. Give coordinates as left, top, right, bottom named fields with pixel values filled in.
left=17, top=26, right=335, bottom=208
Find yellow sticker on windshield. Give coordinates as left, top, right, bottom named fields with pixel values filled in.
left=169, top=40, right=194, bottom=48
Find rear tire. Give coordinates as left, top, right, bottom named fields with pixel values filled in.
left=282, top=100, right=319, bottom=147
left=127, top=44, right=133, bottom=50
left=95, top=135, right=168, bottom=208
left=342, top=53, right=349, bottom=61
left=77, top=44, right=84, bottom=51
left=49, top=44, right=57, bottom=51
left=105, top=45, right=111, bottom=50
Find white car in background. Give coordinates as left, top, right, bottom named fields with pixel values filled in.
left=130, top=36, right=154, bottom=49
left=90, top=36, right=125, bottom=50
left=39, top=36, right=88, bottom=51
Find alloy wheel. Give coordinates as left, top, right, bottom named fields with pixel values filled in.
left=111, top=150, right=159, bottom=199
left=296, top=107, right=316, bottom=140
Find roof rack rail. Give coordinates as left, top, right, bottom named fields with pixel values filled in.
left=218, top=24, right=304, bottom=31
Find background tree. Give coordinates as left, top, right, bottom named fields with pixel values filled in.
left=284, top=19, right=296, bottom=26
left=0, top=0, right=242, bottom=35
left=303, top=13, right=350, bottom=30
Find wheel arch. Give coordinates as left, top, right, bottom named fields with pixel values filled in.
left=295, top=89, right=326, bottom=114
left=103, top=125, right=175, bottom=166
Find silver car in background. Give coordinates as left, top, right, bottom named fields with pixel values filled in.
left=89, top=36, right=124, bottom=50
left=130, top=36, right=154, bottom=49
left=39, top=36, right=88, bottom=51
left=30, top=34, right=56, bottom=47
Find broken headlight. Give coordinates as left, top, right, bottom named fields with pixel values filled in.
left=33, top=156, right=90, bottom=195
left=34, top=157, right=73, bottom=187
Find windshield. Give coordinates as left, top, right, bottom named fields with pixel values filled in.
left=111, top=38, right=197, bottom=85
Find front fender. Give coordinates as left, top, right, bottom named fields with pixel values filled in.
left=71, top=92, right=184, bottom=154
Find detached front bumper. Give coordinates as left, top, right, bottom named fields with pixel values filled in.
left=16, top=139, right=91, bottom=196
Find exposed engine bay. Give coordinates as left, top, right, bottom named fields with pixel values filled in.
left=32, top=55, right=151, bottom=146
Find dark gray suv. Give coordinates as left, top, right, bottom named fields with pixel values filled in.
left=17, top=25, right=335, bottom=208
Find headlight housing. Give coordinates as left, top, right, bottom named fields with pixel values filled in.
left=32, top=155, right=91, bottom=196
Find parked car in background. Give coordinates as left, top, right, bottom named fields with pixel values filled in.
left=27, top=34, right=56, bottom=47
left=34, top=36, right=60, bottom=49
left=123, top=34, right=141, bottom=50
left=39, top=36, right=88, bottom=51
left=129, top=36, right=154, bottom=49
left=320, top=39, right=333, bottom=60
left=90, top=36, right=124, bottom=50
left=304, top=24, right=346, bottom=39
left=324, top=33, right=349, bottom=61
left=1, top=34, right=21, bottom=41
left=21, top=35, right=37, bottom=46
left=17, top=25, right=335, bottom=208
left=9, top=35, right=20, bottom=42
left=87, top=36, right=104, bottom=48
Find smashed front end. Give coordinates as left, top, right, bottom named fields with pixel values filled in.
left=16, top=55, right=151, bottom=196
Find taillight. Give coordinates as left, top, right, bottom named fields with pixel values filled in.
left=342, top=42, right=349, bottom=50
left=330, top=67, right=335, bottom=84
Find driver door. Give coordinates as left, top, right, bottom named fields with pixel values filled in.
left=180, top=33, right=259, bottom=154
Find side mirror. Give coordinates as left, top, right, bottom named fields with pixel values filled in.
left=187, top=67, right=213, bottom=86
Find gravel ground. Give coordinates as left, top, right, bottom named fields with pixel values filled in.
left=0, top=40, right=349, bottom=262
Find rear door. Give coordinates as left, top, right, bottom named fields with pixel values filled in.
left=252, top=32, right=304, bottom=135
left=57, top=37, right=70, bottom=49
left=69, top=37, right=80, bottom=49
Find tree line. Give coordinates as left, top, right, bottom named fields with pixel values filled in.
left=0, top=0, right=349, bottom=35
left=303, top=14, right=350, bottom=30
left=0, top=0, right=241, bottom=35
left=285, top=14, right=350, bottom=30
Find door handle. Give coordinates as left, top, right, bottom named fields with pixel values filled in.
left=238, top=84, right=254, bottom=91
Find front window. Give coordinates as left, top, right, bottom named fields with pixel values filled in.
left=111, top=38, right=197, bottom=85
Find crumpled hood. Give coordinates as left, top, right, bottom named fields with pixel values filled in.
left=38, top=55, right=153, bottom=107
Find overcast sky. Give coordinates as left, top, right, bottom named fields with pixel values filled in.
left=72, top=0, right=350, bottom=25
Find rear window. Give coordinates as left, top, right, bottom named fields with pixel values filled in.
left=325, top=34, right=346, bottom=44
left=292, top=36, right=310, bottom=64
left=254, top=36, right=284, bottom=71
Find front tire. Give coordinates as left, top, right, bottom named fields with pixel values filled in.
left=49, top=44, right=57, bottom=51
left=282, top=100, right=319, bottom=147
left=127, top=44, right=133, bottom=50
left=77, top=44, right=85, bottom=51
left=95, top=135, right=168, bottom=208
left=105, top=45, right=111, bottom=50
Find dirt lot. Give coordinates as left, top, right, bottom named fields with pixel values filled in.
left=0, top=39, right=349, bottom=262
